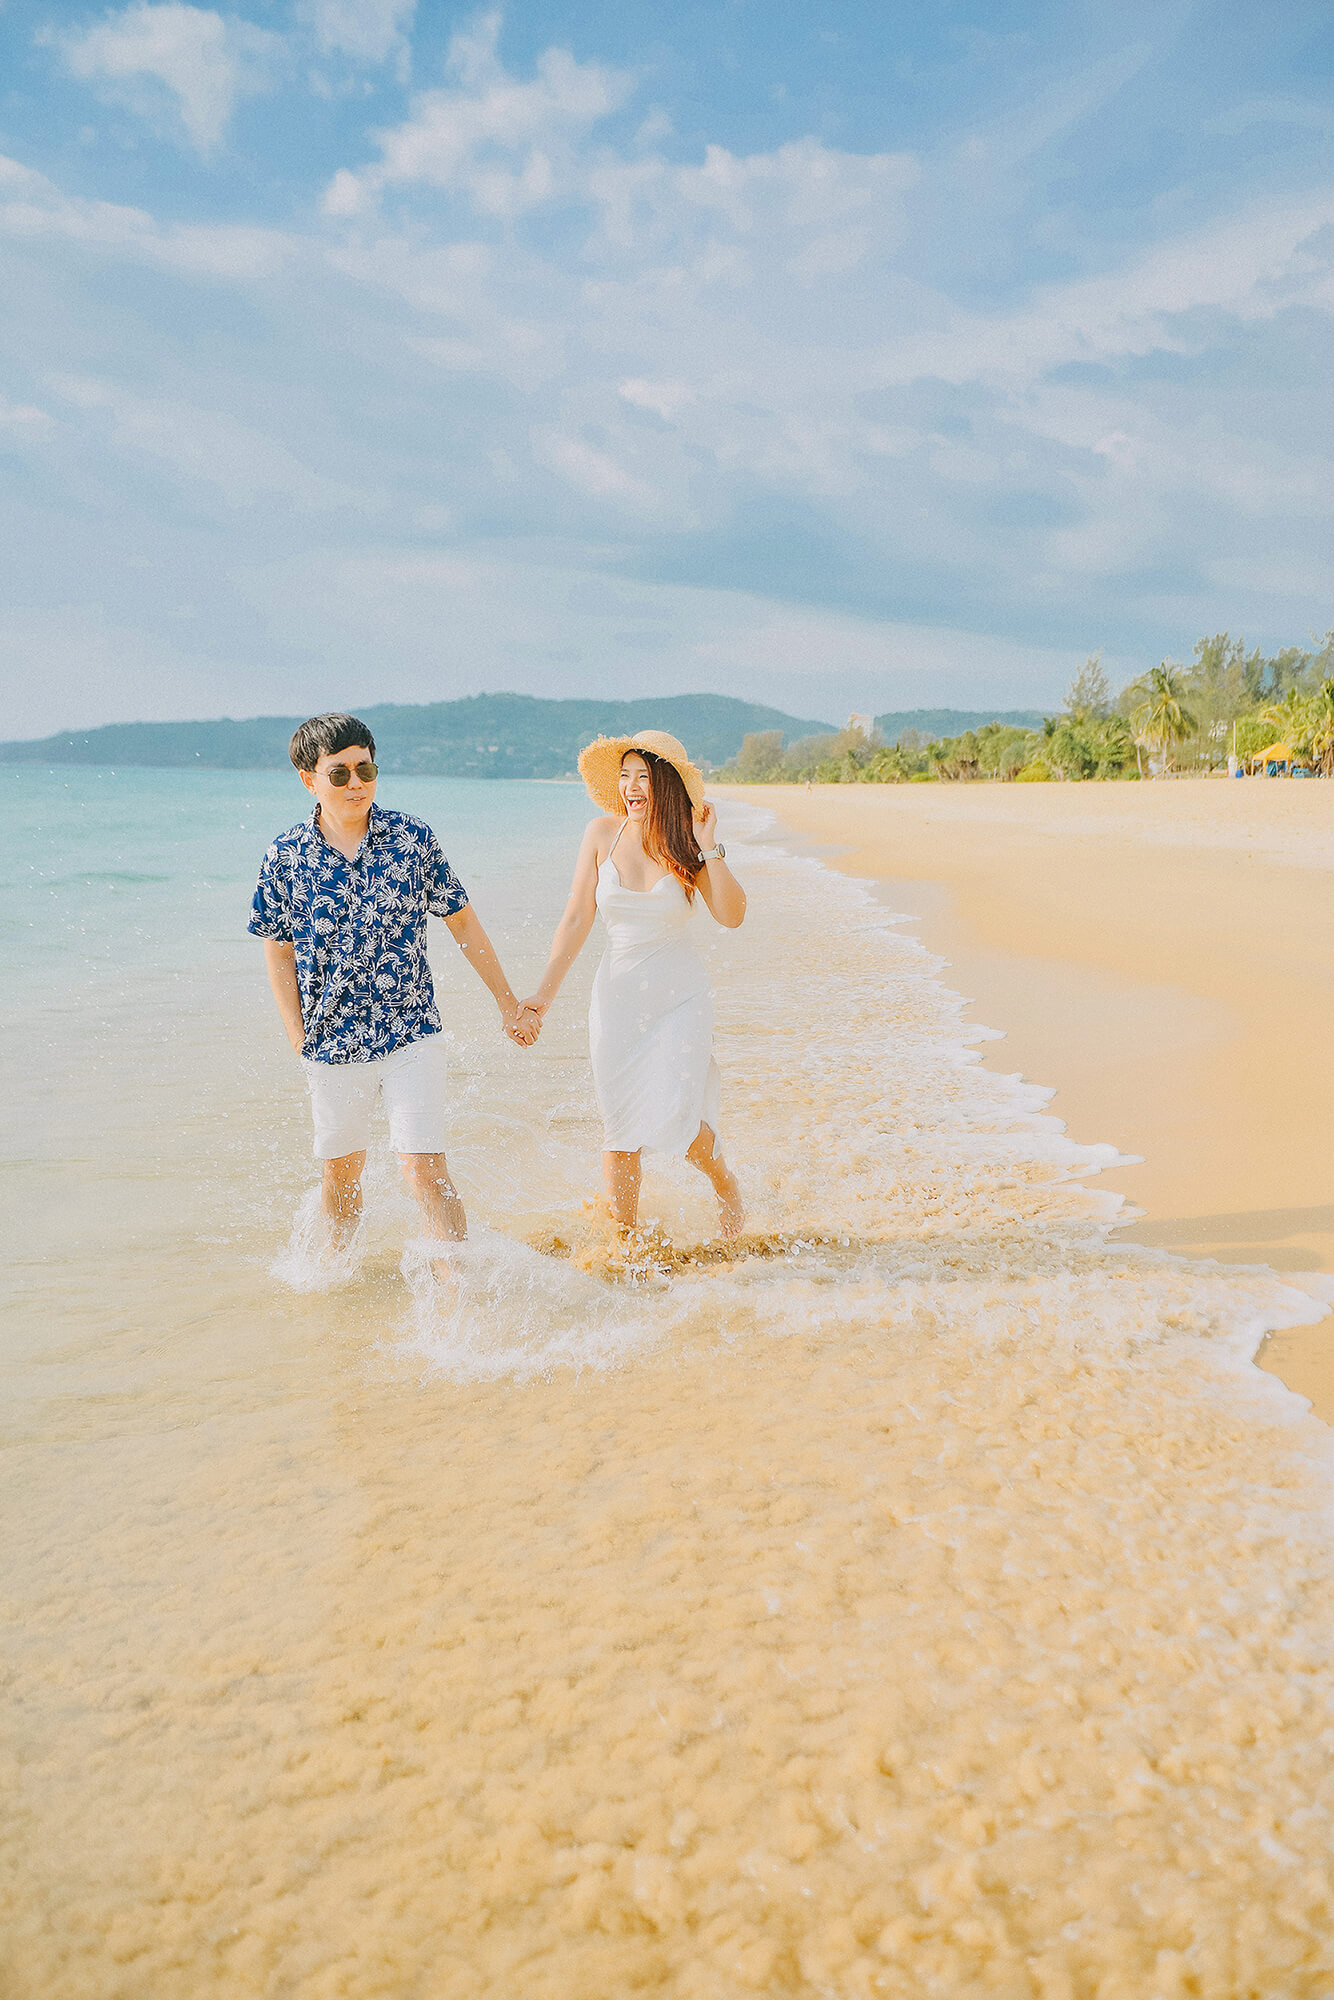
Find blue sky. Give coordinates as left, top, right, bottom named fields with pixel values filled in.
left=1, top=0, right=1332, bottom=735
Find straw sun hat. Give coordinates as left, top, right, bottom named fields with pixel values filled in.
left=578, top=729, right=706, bottom=815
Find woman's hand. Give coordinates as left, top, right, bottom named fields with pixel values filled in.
left=502, top=998, right=542, bottom=1046
left=506, top=997, right=546, bottom=1046
left=690, top=801, right=746, bottom=928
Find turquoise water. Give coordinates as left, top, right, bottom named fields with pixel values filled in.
left=5, top=767, right=597, bottom=1269
left=6, top=764, right=594, bottom=1003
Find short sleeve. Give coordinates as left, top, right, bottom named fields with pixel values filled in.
left=248, top=842, right=294, bottom=940
left=424, top=829, right=469, bottom=917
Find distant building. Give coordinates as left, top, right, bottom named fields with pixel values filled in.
left=845, top=712, right=875, bottom=738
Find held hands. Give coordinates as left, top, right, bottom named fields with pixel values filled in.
left=517, top=997, right=548, bottom=1040
left=503, top=996, right=548, bottom=1047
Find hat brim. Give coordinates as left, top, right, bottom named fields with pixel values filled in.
left=577, top=735, right=705, bottom=814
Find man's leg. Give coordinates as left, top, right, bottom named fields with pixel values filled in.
left=321, top=1150, right=366, bottom=1248
left=382, top=1040, right=465, bottom=1283
left=307, top=1057, right=377, bottom=1254
left=399, top=1152, right=467, bottom=1242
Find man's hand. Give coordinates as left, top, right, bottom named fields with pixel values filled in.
left=506, top=998, right=546, bottom=1047
left=262, top=939, right=307, bottom=1055
left=503, top=1000, right=542, bottom=1047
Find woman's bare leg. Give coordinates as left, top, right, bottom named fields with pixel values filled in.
left=603, top=1149, right=642, bottom=1231
left=687, top=1123, right=745, bottom=1239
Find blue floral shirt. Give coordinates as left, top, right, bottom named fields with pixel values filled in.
left=248, top=804, right=469, bottom=1064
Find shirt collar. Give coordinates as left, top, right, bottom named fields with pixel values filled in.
left=306, top=800, right=380, bottom=853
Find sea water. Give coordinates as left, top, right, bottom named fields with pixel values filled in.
left=5, top=767, right=1334, bottom=1996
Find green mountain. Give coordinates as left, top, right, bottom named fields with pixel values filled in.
left=1, top=692, right=836, bottom=778
left=874, top=707, right=1046, bottom=743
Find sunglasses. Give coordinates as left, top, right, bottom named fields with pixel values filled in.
left=327, top=761, right=378, bottom=786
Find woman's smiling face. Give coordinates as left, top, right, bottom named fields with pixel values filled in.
left=618, top=752, right=651, bottom=818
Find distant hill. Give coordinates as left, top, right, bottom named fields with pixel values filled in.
left=0, top=692, right=836, bottom=778
left=874, top=707, right=1046, bottom=743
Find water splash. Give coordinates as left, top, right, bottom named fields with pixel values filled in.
left=397, top=1227, right=661, bottom=1380
left=269, top=1185, right=368, bottom=1292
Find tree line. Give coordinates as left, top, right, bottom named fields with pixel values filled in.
left=718, top=632, right=1334, bottom=784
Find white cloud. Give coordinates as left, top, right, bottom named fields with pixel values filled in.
left=296, top=0, right=415, bottom=66
left=9, top=15, right=1334, bottom=736
left=619, top=379, right=694, bottom=421
left=60, top=2, right=279, bottom=152
left=531, top=428, right=660, bottom=509
left=0, top=152, right=290, bottom=277
left=872, top=194, right=1334, bottom=389
left=0, top=395, right=50, bottom=429
left=323, top=10, right=631, bottom=215
left=614, top=137, right=913, bottom=239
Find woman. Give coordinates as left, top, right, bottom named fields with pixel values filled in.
left=518, top=730, right=747, bottom=1240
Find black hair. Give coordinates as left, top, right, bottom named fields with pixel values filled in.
left=288, top=713, right=377, bottom=773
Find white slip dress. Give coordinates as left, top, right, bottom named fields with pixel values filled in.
left=589, top=825, right=722, bottom=1156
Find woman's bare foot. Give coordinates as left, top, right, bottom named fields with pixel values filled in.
left=715, top=1164, right=746, bottom=1240
left=687, top=1124, right=745, bottom=1241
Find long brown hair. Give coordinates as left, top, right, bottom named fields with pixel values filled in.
left=626, top=749, right=703, bottom=900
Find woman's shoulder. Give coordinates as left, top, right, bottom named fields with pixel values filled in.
left=586, top=813, right=622, bottom=849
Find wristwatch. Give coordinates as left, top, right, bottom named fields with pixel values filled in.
left=700, top=842, right=725, bottom=862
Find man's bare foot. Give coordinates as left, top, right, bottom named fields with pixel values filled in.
left=425, top=1237, right=465, bottom=1305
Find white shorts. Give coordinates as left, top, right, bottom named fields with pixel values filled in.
left=303, top=1035, right=452, bottom=1160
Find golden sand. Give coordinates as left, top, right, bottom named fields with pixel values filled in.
left=725, top=779, right=1334, bottom=1420
left=4, top=813, right=1333, bottom=1995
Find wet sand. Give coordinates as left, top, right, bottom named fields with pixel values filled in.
left=724, top=779, right=1334, bottom=1418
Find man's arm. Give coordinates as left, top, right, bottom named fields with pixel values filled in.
left=262, top=940, right=306, bottom=1052
left=443, top=905, right=533, bottom=1043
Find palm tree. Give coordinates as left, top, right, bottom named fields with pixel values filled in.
left=1308, top=679, right=1334, bottom=777
left=1253, top=687, right=1310, bottom=771
left=1132, top=664, right=1198, bottom=773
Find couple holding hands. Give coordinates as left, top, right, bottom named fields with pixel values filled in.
left=249, top=713, right=746, bottom=1269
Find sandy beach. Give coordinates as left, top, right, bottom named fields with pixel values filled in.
left=724, top=779, right=1334, bottom=1420
left=7, top=771, right=1334, bottom=1994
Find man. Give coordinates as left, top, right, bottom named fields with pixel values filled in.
left=249, top=712, right=537, bottom=1273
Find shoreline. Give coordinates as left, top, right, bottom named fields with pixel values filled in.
left=721, top=779, right=1334, bottom=1421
